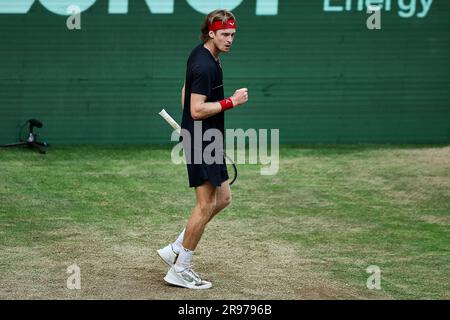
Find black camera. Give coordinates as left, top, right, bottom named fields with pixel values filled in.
left=1, top=118, right=49, bottom=154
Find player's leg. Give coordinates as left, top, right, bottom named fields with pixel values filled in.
left=163, top=181, right=216, bottom=289
left=182, top=181, right=217, bottom=250
left=208, top=179, right=231, bottom=222
left=157, top=180, right=231, bottom=266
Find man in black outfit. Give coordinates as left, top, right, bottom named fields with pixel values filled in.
left=157, top=9, right=248, bottom=289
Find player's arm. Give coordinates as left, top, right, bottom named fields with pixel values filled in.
left=191, top=88, right=248, bottom=120
left=181, top=82, right=185, bottom=110
left=190, top=93, right=221, bottom=119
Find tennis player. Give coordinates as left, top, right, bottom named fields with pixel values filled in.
left=157, top=9, right=248, bottom=289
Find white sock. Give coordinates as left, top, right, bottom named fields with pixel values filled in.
left=174, top=245, right=193, bottom=272
left=172, top=228, right=185, bottom=254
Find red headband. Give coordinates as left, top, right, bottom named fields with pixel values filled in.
left=208, top=19, right=237, bottom=31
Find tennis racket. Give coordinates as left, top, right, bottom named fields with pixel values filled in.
left=158, top=109, right=237, bottom=186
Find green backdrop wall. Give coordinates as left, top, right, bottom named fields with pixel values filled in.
left=0, top=0, right=449, bottom=144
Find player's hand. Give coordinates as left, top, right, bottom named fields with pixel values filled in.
left=231, top=88, right=248, bottom=106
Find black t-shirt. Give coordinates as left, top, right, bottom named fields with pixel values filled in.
left=181, top=44, right=225, bottom=163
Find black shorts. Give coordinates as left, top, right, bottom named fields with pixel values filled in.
left=186, top=162, right=229, bottom=188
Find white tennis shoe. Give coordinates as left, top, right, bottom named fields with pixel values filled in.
left=157, top=244, right=178, bottom=267
left=164, top=266, right=212, bottom=289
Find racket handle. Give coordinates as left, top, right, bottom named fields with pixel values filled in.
left=159, top=109, right=181, bottom=134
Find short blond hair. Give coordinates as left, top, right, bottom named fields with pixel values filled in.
left=200, top=9, right=236, bottom=43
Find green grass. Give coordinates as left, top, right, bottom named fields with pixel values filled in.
left=1, top=144, right=449, bottom=299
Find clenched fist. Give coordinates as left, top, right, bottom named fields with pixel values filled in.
left=231, top=88, right=249, bottom=107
